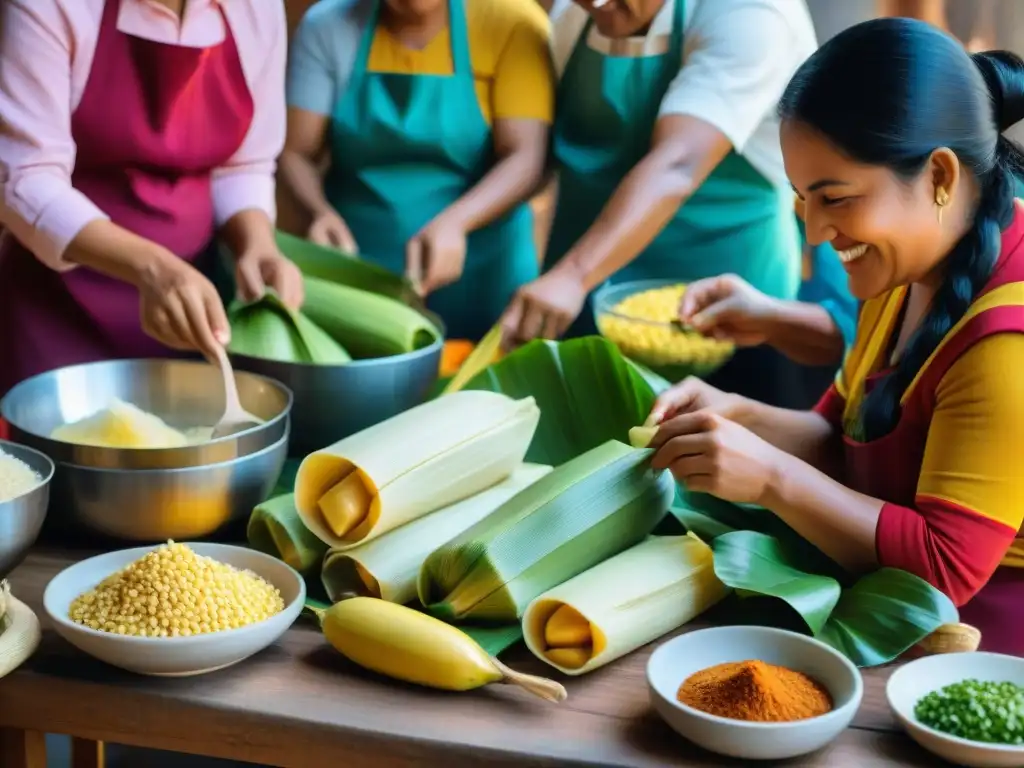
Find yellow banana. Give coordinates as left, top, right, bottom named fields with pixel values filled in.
left=318, top=597, right=567, bottom=701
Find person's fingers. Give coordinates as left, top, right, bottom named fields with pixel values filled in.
left=334, top=220, right=359, bottom=254
left=203, top=287, right=232, bottom=348
left=541, top=309, right=563, bottom=341
left=264, top=259, right=305, bottom=310
left=680, top=275, right=736, bottom=319
left=142, top=306, right=176, bottom=349
left=162, top=293, right=199, bottom=351
left=515, top=299, right=546, bottom=345
left=649, top=380, right=701, bottom=424
left=308, top=221, right=331, bottom=247
left=235, top=257, right=265, bottom=303
left=405, top=236, right=426, bottom=296
left=179, top=289, right=224, bottom=362
left=499, top=296, right=526, bottom=352
left=649, top=410, right=719, bottom=450
left=664, top=453, right=714, bottom=480
left=650, top=431, right=715, bottom=471
left=690, top=296, right=743, bottom=334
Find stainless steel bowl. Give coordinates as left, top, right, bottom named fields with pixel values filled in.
left=46, top=432, right=288, bottom=542
left=1, top=359, right=292, bottom=470
left=0, top=440, right=54, bottom=576
left=231, top=335, right=442, bottom=457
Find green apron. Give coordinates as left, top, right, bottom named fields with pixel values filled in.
left=548, top=0, right=800, bottom=337
left=324, top=0, right=538, bottom=341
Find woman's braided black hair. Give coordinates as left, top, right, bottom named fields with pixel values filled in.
left=778, top=19, right=1024, bottom=440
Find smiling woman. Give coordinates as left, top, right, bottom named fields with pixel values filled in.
left=644, top=18, right=1024, bottom=656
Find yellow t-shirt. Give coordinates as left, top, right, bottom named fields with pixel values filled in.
left=366, top=0, right=554, bottom=124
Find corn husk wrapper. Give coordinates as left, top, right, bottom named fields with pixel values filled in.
left=522, top=533, right=728, bottom=675
left=295, top=390, right=540, bottom=548
left=419, top=439, right=674, bottom=623
left=247, top=494, right=328, bottom=575
left=321, top=463, right=553, bottom=604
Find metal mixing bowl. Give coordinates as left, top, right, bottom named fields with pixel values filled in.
left=231, top=334, right=443, bottom=457
left=0, top=440, right=54, bottom=576
left=1, top=359, right=292, bottom=470
left=45, top=432, right=288, bottom=542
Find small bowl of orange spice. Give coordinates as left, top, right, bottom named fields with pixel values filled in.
left=647, top=626, right=863, bottom=760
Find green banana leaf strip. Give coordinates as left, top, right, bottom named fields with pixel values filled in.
left=817, top=568, right=958, bottom=667
left=228, top=291, right=351, bottom=364
left=711, top=531, right=842, bottom=635
left=276, top=230, right=424, bottom=308
left=459, top=625, right=524, bottom=657
left=248, top=493, right=328, bottom=576
left=462, top=337, right=658, bottom=465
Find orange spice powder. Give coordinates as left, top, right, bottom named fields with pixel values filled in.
left=677, top=659, right=833, bottom=722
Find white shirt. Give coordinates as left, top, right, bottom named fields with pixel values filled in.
left=550, top=0, right=818, bottom=189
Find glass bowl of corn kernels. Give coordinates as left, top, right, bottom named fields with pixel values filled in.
left=594, top=279, right=735, bottom=381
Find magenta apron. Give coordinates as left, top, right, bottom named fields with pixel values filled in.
left=842, top=263, right=1024, bottom=656
left=0, top=0, right=255, bottom=396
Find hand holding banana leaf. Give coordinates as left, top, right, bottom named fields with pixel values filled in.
left=649, top=411, right=782, bottom=504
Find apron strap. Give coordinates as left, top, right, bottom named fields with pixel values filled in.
left=449, top=0, right=472, bottom=76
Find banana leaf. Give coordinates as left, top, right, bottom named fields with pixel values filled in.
left=276, top=231, right=424, bottom=308
left=461, top=337, right=658, bottom=464
left=705, top=526, right=958, bottom=667
left=228, top=291, right=351, bottom=364
left=248, top=493, right=328, bottom=576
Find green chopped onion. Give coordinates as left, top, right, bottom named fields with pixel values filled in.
left=914, top=679, right=1024, bottom=745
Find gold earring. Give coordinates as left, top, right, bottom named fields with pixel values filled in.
left=936, top=187, right=950, bottom=225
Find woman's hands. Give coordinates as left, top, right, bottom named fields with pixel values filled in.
left=235, top=247, right=305, bottom=309
left=406, top=214, right=468, bottom=296
left=138, top=255, right=231, bottom=361
left=648, top=376, right=745, bottom=425
left=499, top=264, right=589, bottom=350
left=308, top=209, right=359, bottom=254
left=649, top=411, right=784, bottom=504
left=680, top=274, right=780, bottom=346
left=646, top=376, right=781, bottom=505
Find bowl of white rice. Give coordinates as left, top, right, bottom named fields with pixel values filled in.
left=0, top=439, right=53, bottom=577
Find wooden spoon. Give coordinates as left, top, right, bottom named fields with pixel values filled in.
left=211, top=346, right=262, bottom=439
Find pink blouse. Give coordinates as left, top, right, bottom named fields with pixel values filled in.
left=0, top=0, right=287, bottom=271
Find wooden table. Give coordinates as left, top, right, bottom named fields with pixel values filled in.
left=0, top=550, right=939, bottom=767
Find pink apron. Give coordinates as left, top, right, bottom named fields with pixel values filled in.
left=0, top=0, right=254, bottom=398
left=842, top=221, right=1024, bottom=656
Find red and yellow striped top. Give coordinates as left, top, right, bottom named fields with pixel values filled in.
left=815, top=202, right=1024, bottom=606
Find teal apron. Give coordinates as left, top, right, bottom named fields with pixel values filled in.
left=548, top=0, right=800, bottom=339
left=324, top=0, right=538, bottom=341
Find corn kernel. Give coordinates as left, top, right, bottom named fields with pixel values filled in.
left=68, top=541, right=285, bottom=638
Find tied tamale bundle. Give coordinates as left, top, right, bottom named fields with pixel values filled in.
left=296, top=390, right=540, bottom=548
left=248, top=494, right=329, bottom=575
left=418, top=440, right=674, bottom=623
left=321, top=463, right=553, bottom=604
left=522, top=534, right=728, bottom=676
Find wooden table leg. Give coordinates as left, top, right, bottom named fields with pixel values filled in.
left=72, top=737, right=106, bottom=768
left=0, top=728, right=46, bottom=768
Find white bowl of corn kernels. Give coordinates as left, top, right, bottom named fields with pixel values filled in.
left=594, top=280, right=734, bottom=379
left=43, top=541, right=305, bottom=676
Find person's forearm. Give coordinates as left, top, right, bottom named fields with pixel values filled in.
left=759, top=450, right=883, bottom=572
left=558, top=153, right=694, bottom=290
left=732, top=399, right=842, bottom=474
left=220, top=208, right=276, bottom=258
left=439, top=149, right=547, bottom=233
left=278, top=149, right=335, bottom=223
left=64, top=219, right=175, bottom=288
left=763, top=300, right=845, bottom=367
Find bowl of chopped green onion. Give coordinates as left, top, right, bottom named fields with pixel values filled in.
left=887, top=652, right=1024, bottom=767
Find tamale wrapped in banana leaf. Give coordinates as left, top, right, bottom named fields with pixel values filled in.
left=418, top=440, right=674, bottom=623
left=321, top=464, right=552, bottom=604
left=522, top=534, right=728, bottom=675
